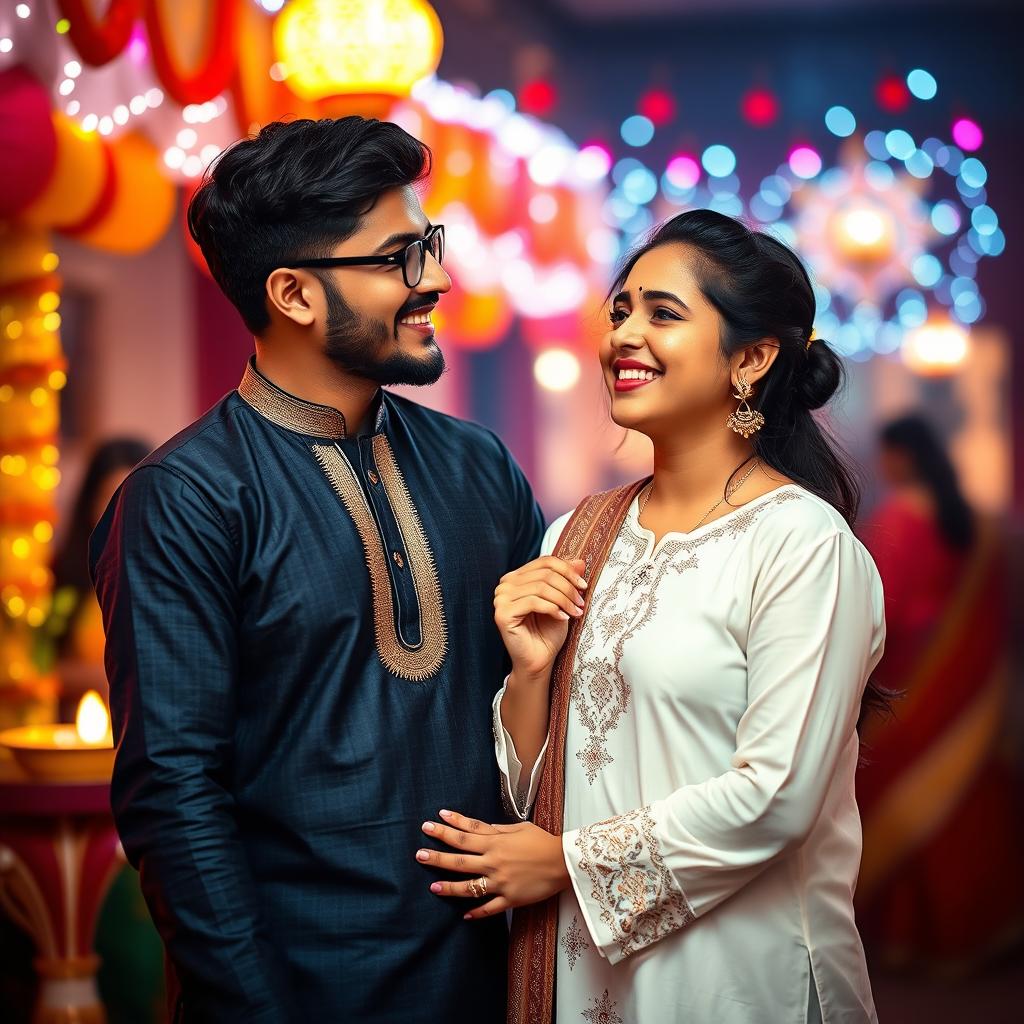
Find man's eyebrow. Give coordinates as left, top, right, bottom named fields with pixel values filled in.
left=373, top=223, right=433, bottom=254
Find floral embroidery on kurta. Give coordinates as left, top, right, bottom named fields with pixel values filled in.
left=562, top=913, right=590, bottom=970
left=574, top=806, right=695, bottom=959
left=581, top=988, right=624, bottom=1024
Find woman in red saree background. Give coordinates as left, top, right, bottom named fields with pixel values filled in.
left=857, top=414, right=1024, bottom=971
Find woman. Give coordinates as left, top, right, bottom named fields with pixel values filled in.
left=415, top=211, right=886, bottom=1022
left=856, top=416, right=1024, bottom=970
left=50, top=437, right=151, bottom=713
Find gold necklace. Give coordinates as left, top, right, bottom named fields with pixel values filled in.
left=639, top=460, right=761, bottom=533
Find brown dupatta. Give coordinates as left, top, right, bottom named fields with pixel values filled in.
left=507, top=478, right=649, bottom=1024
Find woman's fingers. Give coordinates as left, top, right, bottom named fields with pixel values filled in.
left=500, top=595, right=573, bottom=623
left=415, top=847, right=487, bottom=873
left=501, top=582, right=583, bottom=620
left=464, top=896, right=510, bottom=920
left=498, top=558, right=588, bottom=591
left=420, top=817, right=495, bottom=852
left=497, top=569, right=587, bottom=607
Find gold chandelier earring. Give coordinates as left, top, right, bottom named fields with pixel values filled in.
left=726, top=374, right=766, bottom=438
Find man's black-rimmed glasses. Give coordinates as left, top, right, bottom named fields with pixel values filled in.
left=292, top=224, right=445, bottom=289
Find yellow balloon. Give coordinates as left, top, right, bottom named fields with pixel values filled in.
left=75, top=133, right=175, bottom=255
left=20, top=115, right=108, bottom=230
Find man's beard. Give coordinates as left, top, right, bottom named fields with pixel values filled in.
left=320, top=275, right=445, bottom=387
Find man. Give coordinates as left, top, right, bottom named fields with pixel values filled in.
left=90, top=117, right=544, bottom=1023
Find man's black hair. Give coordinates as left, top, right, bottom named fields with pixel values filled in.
left=187, top=117, right=431, bottom=333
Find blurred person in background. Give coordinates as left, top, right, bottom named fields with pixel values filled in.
left=856, top=414, right=1024, bottom=972
left=50, top=437, right=150, bottom=717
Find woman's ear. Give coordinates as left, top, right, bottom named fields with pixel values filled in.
left=730, top=338, right=780, bottom=386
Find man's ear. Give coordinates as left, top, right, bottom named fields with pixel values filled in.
left=266, top=268, right=318, bottom=327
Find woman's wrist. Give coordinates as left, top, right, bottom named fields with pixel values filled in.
left=508, top=663, right=554, bottom=689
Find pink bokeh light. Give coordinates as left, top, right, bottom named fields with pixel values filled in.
left=666, top=154, right=701, bottom=189
left=951, top=118, right=983, bottom=151
left=788, top=146, right=823, bottom=180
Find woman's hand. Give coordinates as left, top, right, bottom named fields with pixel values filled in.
left=494, top=556, right=588, bottom=678
left=415, top=809, right=571, bottom=919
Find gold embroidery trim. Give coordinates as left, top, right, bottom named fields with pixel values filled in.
left=238, top=361, right=347, bottom=439
left=311, top=440, right=448, bottom=682
left=574, top=805, right=695, bottom=960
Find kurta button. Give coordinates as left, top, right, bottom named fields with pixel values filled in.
left=393, top=551, right=405, bottom=569
left=367, top=470, right=380, bottom=485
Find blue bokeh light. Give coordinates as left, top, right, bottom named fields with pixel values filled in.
left=906, top=69, right=938, bottom=100
left=612, top=157, right=645, bottom=185
left=905, top=149, right=934, bottom=179
left=702, top=144, right=737, bottom=177
left=825, top=106, right=857, bottom=137
left=620, top=115, right=655, bottom=147
left=959, top=157, right=988, bottom=188
left=864, top=131, right=889, bottom=161
left=622, top=166, right=658, bottom=205
left=884, top=129, right=916, bottom=161
left=865, top=161, right=895, bottom=190
left=931, top=201, right=962, bottom=235
left=912, top=254, right=943, bottom=288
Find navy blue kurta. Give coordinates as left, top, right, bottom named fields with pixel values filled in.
left=90, top=361, right=545, bottom=1023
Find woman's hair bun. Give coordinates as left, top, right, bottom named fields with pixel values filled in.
left=795, top=338, right=843, bottom=411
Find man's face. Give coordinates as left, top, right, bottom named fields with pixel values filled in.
left=317, top=186, right=451, bottom=386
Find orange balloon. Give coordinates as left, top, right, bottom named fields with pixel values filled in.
left=20, top=114, right=108, bottom=229
left=74, top=133, right=175, bottom=254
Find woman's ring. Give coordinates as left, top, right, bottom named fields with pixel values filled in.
left=468, top=879, right=480, bottom=898
left=478, top=876, right=488, bottom=895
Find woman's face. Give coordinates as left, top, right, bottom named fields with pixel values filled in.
left=599, top=243, right=734, bottom=440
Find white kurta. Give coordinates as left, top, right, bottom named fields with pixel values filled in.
left=494, top=485, right=885, bottom=1024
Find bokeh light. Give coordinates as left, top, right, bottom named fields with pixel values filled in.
left=906, top=68, right=938, bottom=100
left=620, top=115, right=655, bottom=147
left=702, top=144, right=737, bottom=177
left=951, top=117, right=983, bottom=151
left=788, top=146, right=822, bottom=179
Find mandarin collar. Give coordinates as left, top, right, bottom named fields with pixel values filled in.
left=237, top=359, right=387, bottom=440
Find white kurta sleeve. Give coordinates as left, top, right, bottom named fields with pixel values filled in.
left=562, top=527, right=884, bottom=964
left=492, top=512, right=571, bottom=820
left=493, top=684, right=550, bottom=819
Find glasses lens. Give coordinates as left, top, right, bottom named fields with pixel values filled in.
left=430, top=226, right=444, bottom=264
left=404, top=241, right=424, bottom=287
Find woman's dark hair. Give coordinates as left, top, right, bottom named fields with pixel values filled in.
left=610, top=210, right=895, bottom=721
left=610, top=209, right=861, bottom=524
left=880, top=414, right=974, bottom=549
left=53, top=437, right=151, bottom=595
left=187, top=116, right=431, bottom=334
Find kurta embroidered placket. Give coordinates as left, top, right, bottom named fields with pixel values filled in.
left=310, top=437, right=448, bottom=682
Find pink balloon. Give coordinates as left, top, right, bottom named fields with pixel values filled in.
left=0, top=66, right=58, bottom=219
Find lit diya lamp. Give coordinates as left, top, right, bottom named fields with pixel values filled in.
left=0, top=691, right=121, bottom=1024
left=0, top=689, right=114, bottom=782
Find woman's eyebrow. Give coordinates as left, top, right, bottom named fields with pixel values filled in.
left=638, top=289, right=691, bottom=313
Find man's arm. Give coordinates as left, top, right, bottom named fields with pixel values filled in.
left=91, top=464, right=292, bottom=1022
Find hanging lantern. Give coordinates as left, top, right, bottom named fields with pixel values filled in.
left=273, top=0, right=443, bottom=116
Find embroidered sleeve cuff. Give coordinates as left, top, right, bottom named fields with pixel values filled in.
left=492, top=683, right=548, bottom=820
left=562, top=802, right=696, bottom=965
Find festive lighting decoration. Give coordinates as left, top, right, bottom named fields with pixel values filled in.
left=906, top=68, right=938, bottom=100
left=620, top=115, right=654, bottom=147
left=876, top=74, right=911, bottom=113
left=274, top=0, right=443, bottom=102
left=900, top=317, right=970, bottom=375
left=518, top=79, right=558, bottom=117
left=534, top=349, right=581, bottom=392
left=952, top=117, right=983, bottom=152
left=0, top=227, right=63, bottom=722
left=741, top=88, right=779, bottom=127
left=638, top=89, right=675, bottom=127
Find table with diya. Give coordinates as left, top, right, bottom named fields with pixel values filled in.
left=0, top=691, right=124, bottom=1024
